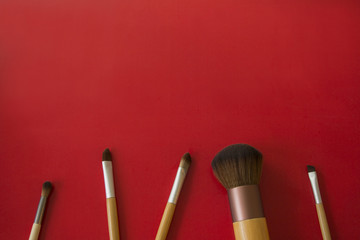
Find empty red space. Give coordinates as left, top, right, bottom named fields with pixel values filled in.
left=0, top=0, right=359, bottom=239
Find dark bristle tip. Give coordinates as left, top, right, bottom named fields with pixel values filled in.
left=180, top=152, right=191, bottom=170
left=211, top=144, right=263, bottom=189
left=102, top=148, right=112, bottom=161
left=182, top=152, right=191, bottom=162
left=42, top=181, right=53, bottom=197
left=307, top=165, right=316, bottom=172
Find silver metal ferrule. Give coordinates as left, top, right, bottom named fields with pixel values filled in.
left=308, top=171, right=322, bottom=204
left=102, top=161, right=115, bottom=198
left=34, top=196, right=47, bottom=224
left=168, top=167, right=187, bottom=204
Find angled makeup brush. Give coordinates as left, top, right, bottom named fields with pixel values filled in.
left=307, top=165, right=331, bottom=240
left=102, top=148, right=120, bottom=240
left=212, top=144, right=269, bottom=240
left=155, top=153, right=192, bottom=240
left=29, top=181, right=52, bottom=240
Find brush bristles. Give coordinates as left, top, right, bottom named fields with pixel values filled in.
left=211, top=144, right=263, bottom=189
left=102, top=148, right=112, bottom=161
left=41, top=181, right=53, bottom=197
left=180, top=152, right=191, bottom=171
left=307, top=165, right=316, bottom=172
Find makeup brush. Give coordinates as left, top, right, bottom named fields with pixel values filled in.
left=102, top=148, right=120, bottom=240
left=307, top=165, right=331, bottom=240
left=211, top=144, right=269, bottom=240
left=155, top=153, right=192, bottom=240
left=29, top=181, right=52, bottom=240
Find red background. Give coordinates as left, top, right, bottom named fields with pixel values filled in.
left=0, top=0, right=359, bottom=239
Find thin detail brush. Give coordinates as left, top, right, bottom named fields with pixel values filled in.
left=102, top=148, right=120, bottom=240
left=307, top=165, right=331, bottom=240
left=29, top=181, right=52, bottom=240
left=155, top=153, right=192, bottom=240
left=212, top=144, right=269, bottom=240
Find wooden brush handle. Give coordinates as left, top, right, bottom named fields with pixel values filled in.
left=316, top=203, right=331, bottom=240
left=155, top=202, right=176, bottom=240
left=233, top=217, right=270, bottom=240
left=106, top=197, right=120, bottom=240
left=29, top=223, right=41, bottom=240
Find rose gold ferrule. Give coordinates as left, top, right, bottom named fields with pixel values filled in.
left=227, top=185, right=264, bottom=222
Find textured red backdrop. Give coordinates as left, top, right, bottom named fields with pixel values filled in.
left=1, top=0, right=359, bottom=239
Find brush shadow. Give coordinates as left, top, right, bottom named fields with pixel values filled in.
left=39, top=181, right=57, bottom=240
left=316, top=169, right=338, bottom=239
left=110, top=148, right=129, bottom=240
left=164, top=153, right=197, bottom=240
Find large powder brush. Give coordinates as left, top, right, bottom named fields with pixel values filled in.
left=212, top=144, right=269, bottom=240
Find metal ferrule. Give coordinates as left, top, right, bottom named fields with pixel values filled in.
left=34, top=196, right=47, bottom=224
left=227, top=185, right=264, bottom=222
left=308, top=171, right=322, bottom=204
left=168, top=167, right=187, bottom=204
left=102, top=161, right=115, bottom=198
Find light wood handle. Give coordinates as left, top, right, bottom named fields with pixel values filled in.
left=233, top=217, right=270, bottom=240
left=106, top=197, right=120, bottom=240
left=155, top=202, right=176, bottom=240
left=29, top=223, right=41, bottom=240
left=316, top=203, right=331, bottom=240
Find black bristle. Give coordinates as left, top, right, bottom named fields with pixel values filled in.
left=41, top=181, right=53, bottom=197
left=211, top=144, right=263, bottom=189
left=180, top=152, right=192, bottom=171
left=307, top=165, right=316, bottom=173
left=102, top=148, right=112, bottom=161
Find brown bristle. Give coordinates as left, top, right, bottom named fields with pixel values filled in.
left=102, top=148, right=112, bottom=161
left=211, top=144, right=263, bottom=189
left=41, top=181, right=53, bottom=197
left=179, top=152, right=191, bottom=171
left=307, top=165, right=316, bottom=172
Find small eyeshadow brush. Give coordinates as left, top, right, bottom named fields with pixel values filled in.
left=307, top=165, right=331, bottom=240
left=29, top=181, right=52, bottom=240
left=102, top=148, right=120, bottom=240
left=155, top=153, right=192, bottom=240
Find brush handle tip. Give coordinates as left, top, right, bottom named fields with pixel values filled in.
left=29, top=223, right=41, bottom=240
left=316, top=203, right=331, bottom=240
left=233, top=217, right=269, bottom=240
left=155, top=202, right=176, bottom=240
left=106, top=197, right=120, bottom=240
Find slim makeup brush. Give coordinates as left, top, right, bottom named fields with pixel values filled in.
left=307, top=165, right=331, bottom=240
left=211, top=144, right=269, bottom=240
left=29, top=181, right=52, bottom=240
left=102, top=148, right=120, bottom=240
left=155, top=153, right=192, bottom=240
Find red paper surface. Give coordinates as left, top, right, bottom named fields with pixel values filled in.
left=0, top=0, right=359, bottom=239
